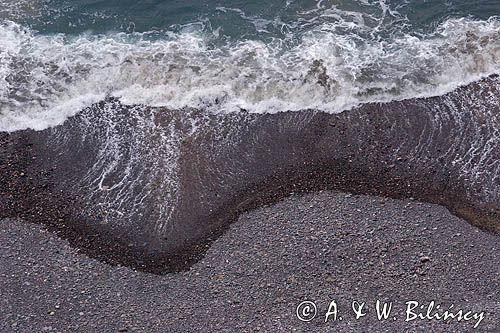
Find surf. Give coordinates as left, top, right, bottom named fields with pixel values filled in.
left=1, top=15, right=499, bottom=132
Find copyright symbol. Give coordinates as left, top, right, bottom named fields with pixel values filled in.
left=296, top=301, right=317, bottom=322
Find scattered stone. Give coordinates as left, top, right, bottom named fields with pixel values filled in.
left=420, top=256, right=431, bottom=263
left=0, top=192, right=498, bottom=332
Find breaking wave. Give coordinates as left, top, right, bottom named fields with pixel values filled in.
left=0, top=3, right=499, bottom=131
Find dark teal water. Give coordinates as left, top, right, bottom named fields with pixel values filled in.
left=8, top=0, right=500, bottom=36
left=1, top=0, right=499, bottom=131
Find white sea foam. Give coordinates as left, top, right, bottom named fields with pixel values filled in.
left=0, top=12, right=499, bottom=132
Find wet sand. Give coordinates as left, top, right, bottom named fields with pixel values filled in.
left=1, top=191, right=498, bottom=332
left=1, top=76, right=499, bottom=274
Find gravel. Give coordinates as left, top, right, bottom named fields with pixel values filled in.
left=0, top=191, right=499, bottom=332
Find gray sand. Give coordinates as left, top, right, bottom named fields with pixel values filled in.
left=0, top=191, right=499, bottom=332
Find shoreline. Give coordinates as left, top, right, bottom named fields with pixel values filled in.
left=0, top=76, right=499, bottom=273
left=1, top=191, right=499, bottom=332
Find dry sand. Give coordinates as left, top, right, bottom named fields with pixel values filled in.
left=0, top=191, right=498, bottom=332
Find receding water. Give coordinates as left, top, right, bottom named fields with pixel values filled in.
left=0, top=1, right=499, bottom=272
